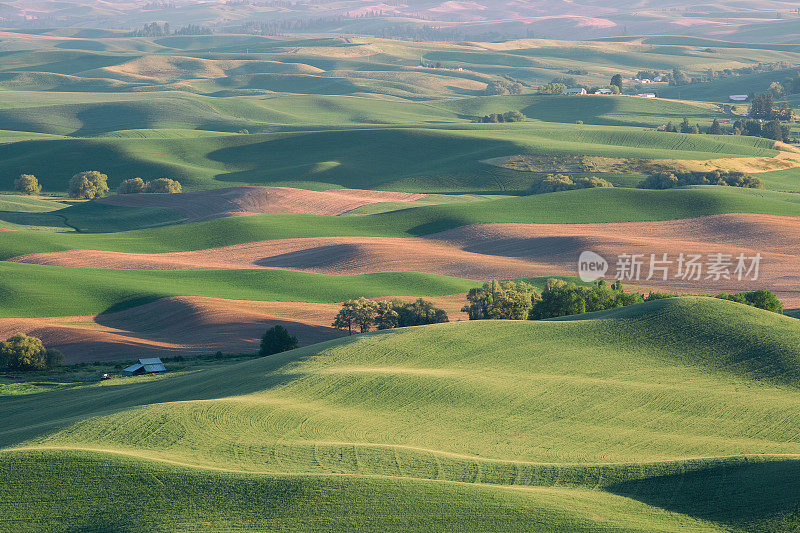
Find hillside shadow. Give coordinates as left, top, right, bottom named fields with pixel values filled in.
left=254, top=243, right=359, bottom=269
left=606, top=459, right=800, bottom=530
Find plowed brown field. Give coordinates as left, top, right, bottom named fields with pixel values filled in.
left=99, top=186, right=426, bottom=220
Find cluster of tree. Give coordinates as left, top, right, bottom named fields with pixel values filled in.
left=537, top=82, right=566, bottom=95
left=0, top=334, right=62, bottom=371
left=637, top=170, right=762, bottom=190
left=747, top=93, right=792, bottom=123
left=528, top=174, right=613, bottom=194
left=332, top=297, right=450, bottom=335
left=530, top=279, right=661, bottom=319
left=333, top=298, right=448, bottom=334
left=69, top=171, right=110, bottom=199
left=670, top=62, right=792, bottom=86
left=463, top=280, right=785, bottom=322
left=635, top=70, right=665, bottom=81
left=129, top=22, right=212, bottom=37
left=259, top=325, right=298, bottom=356
left=14, top=174, right=41, bottom=195
left=551, top=76, right=579, bottom=87
left=717, top=289, right=783, bottom=314
left=664, top=116, right=790, bottom=142
left=663, top=117, right=703, bottom=134
left=610, top=74, right=623, bottom=93
left=475, top=111, right=525, bottom=123
left=566, top=69, right=588, bottom=75
left=14, top=172, right=181, bottom=199
left=733, top=118, right=791, bottom=142
left=118, top=178, right=182, bottom=194
left=142, top=0, right=176, bottom=9
left=484, top=81, right=523, bottom=96
left=462, top=280, right=538, bottom=320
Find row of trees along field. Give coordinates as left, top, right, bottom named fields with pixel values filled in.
left=13, top=173, right=182, bottom=199
left=663, top=116, right=790, bottom=142
left=332, top=298, right=448, bottom=334
left=463, top=279, right=783, bottom=320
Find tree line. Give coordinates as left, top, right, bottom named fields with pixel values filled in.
left=463, top=279, right=783, bottom=321
left=663, top=114, right=791, bottom=142
left=528, top=174, right=613, bottom=194
left=129, top=22, right=212, bottom=37
left=637, top=170, right=762, bottom=190
left=13, top=172, right=182, bottom=199
left=474, top=111, right=525, bottom=123
left=332, top=298, right=448, bottom=334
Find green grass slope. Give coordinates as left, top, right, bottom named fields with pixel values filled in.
left=3, top=186, right=800, bottom=258
left=3, top=298, right=800, bottom=530
left=0, top=450, right=720, bottom=533
left=0, top=264, right=477, bottom=318
left=0, top=123, right=774, bottom=193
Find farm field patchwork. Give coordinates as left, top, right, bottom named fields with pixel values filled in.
left=3, top=28, right=800, bottom=532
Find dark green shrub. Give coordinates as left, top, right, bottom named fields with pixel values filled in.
left=259, top=325, right=298, bottom=356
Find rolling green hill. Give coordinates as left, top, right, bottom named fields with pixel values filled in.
left=0, top=263, right=478, bottom=318
left=0, top=125, right=775, bottom=192
left=3, top=297, right=800, bottom=530
left=3, top=186, right=800, bottom=258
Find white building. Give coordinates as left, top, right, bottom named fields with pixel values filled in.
left=594, top=88, right=613, bottom=95
left=563, top=87, right=587, bottom=95
left=729, top=95, right=749, bottom=102
left=636, top=93, right=657, bottom=98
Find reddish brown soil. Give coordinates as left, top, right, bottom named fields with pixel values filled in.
left=0, top=295, right=468, bottom=363
left=12, top=213, right=800, bottom=297
left=98, top=186, right=426, bottom=221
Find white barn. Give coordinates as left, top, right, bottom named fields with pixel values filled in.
left=563, top=87, right=587, bottom=95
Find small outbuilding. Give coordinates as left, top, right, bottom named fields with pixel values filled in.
left=123, top=358, right=166, bottom=376
left=594, top=88, right=613, bottom=95
left=563, top=87, right=587, bottom=95
left=636, top=93, right=657, bottom=98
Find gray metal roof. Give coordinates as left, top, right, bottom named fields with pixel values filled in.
left=139, top=358, right=166, bottom=372
left=122, top=358, right=165, bottom=374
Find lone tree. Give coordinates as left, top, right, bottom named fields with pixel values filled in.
left=146, top=178, right=182, bottom=194
left=708, top=118, right=723, bottom=135
left=118, top=178, right=147, bottom=194
left=610, top=74, right=623, bottom=92
left=14, top=174, right=41, bottom=195
left=69, top=171, right=109, bottom=199
left=0, top=333, right=62, bottom=371
left=259, top=325, right=298, bottom=356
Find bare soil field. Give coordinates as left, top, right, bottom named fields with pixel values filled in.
left=99, top=186, right=427, bottom=220
left=0, top=294, right=468, bottom=363
left=13, top=213, right=800, bottom=298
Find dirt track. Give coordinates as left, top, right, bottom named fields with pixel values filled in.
left=98, top=186, right=426, bottom=221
